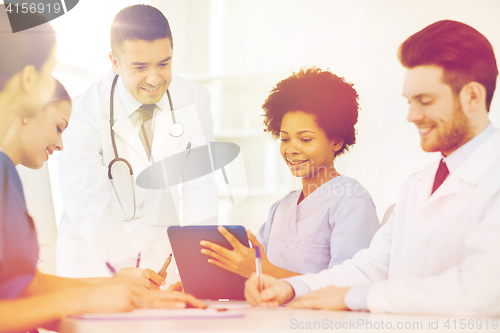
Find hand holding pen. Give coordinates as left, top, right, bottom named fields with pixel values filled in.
left=105, top=251, right=142, bottom=276
left=255, top=246, right=263, bottom=293
left=244, top=272, right=295, bottom=307
left=243, top=246, right=294, bottom=307
left=105, top=261, right=152, bottom=289
left=136, top=253, right=173, bottom=290
left=106, top=254, right=166, bottom=290
left=157, top=253, right=183, bottom=293
left=157, top=253, right=185, bottom=293
left=137, top=252, right=167, bottom=290
left=158, top=253, right=172, bottom=279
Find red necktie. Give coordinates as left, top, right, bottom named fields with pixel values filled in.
left=431, top=159, right=449, bottom=194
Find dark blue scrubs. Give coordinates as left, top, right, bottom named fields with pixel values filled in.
left=0, top=151, right=39, bottom=299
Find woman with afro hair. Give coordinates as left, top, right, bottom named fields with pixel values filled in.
left=201, top=67, right=380, bottom=279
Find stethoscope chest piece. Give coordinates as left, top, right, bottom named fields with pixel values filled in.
left=170, top=121, right=184, bottom=137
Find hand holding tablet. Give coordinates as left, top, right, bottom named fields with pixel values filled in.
left=167, top=225, right=250, bottom=300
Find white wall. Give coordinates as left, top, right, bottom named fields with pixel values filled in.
left=23, top=0, right=500, bottom=270
left=155, top=0, right=500, bottom=231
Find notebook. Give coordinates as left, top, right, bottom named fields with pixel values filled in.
left=70, top=308, right=244, bottom=320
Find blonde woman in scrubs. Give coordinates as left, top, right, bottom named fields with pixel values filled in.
left=0, top=10, right=205, bottom=329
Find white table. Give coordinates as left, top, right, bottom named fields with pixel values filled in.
left=59, top=301, right=500, bottom=333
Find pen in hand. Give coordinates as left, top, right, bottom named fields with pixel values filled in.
left=136, top=252, right=141, bottom=268
left=255, top=246, right=263, bottom=293
left=106, top=262, right=116, bottom=275
left=158, top=253, right=173, bottom=279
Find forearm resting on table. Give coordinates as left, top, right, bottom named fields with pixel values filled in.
left=21, top=270, right=106, bottom=296
left=0, top=291, right=82, bottom=333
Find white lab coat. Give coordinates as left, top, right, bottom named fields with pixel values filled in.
left=57, top=70, right=218, bottom=281
left=293, top=130, right=500, bottom=316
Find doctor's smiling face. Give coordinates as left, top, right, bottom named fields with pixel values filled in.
left=279, top=111, right=342, bottom=180
left=399, top=20, right=496, bottom=157
left=109, top=37, right=173, bottom=105
left=403, top=65, right=474, bottom=156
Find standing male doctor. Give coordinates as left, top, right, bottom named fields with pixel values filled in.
left=57, top=5, right=218, bottom=283
left=245, top=20, right=500, bottom=316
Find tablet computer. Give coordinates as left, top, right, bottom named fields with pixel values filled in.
left=167, top=225, right=249, bottom=300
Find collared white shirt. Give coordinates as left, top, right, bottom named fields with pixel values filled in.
left=443, top=123, right=495, bottom=174
left=116, top=76, right=171, bottom=132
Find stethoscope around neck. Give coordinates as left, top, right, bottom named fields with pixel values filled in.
left=107, top=74, right=184, bottom=221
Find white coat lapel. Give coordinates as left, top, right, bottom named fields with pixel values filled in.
left=112, top=117, right=149, bottom=163
left=423, top=130, right=500, bottom=208
left=458, top=130, right=500, bottom=185
left=153, top=75, right=208, bottom=162
left=153, top=104, right=203, bottom=162
left=423, top=170, right=461, bottom=207
left=151, top=111, right=171, bottom=161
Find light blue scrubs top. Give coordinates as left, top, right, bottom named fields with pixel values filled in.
left=256, top=175, right=380, bottom=274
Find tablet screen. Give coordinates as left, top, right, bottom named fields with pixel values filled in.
left=167, top=225, right=249, bottom=300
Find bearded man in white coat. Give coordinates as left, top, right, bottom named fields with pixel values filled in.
left=245, top=20, right=500, bottom=316
left=57, top=5, right=218, bottom=285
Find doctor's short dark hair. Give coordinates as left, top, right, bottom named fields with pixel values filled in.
left=262, top=67, right=359, bottom=156
left=0, top=5, right=55, bottom=90
left=399, top=20, right=498, bottom=111
left=110, top=4, right=173, bottom=57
